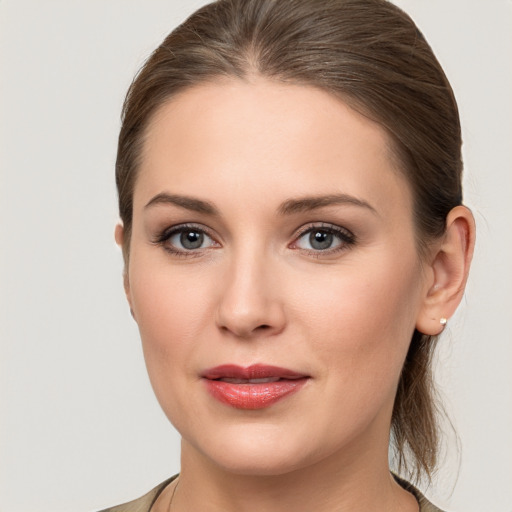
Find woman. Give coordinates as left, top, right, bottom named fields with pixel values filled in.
left=103, top=0, right=475, bottom=510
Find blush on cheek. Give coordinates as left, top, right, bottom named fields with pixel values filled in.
left=131, top=266, right=214, bottom=373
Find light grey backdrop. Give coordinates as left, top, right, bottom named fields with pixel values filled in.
left=1, top=1, right=511, bottom=511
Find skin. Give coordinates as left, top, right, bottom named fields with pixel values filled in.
left=116, top=77, right=475, bottom=512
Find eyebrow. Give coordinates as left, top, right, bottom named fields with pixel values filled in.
left=144, top=192, right=377, bottom=217
left=278, top=194, right=378, bottom=216
left=145, top=193, right=219, bottom=215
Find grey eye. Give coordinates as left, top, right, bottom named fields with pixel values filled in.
left=169, top=229, right=212, bottom=250
left=295, top=228, right=344, bottom=251
left=181, top=230, right=204, bottom=249
left=309, top=231, right=334, bottom=250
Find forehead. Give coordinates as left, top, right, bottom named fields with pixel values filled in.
left=136, top=77, right=412, bottom=217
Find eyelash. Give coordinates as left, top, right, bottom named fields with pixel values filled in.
left=292, top=223, right=356, bottom=256
left=152, top=222, right=356, bottom=258
left=152, top=223, right=217, bottom=258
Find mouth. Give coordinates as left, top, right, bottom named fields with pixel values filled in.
left=201, top=364, right=310, bottom=410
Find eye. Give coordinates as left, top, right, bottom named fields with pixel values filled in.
left=169, top=229, right=211, bottom=250
left=154, top=224, right=218, bottom=255
left=293, top=224, right=355, bottom=253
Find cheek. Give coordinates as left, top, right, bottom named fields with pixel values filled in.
left=130, top=235, right=219, bottom=321
left=127, top=255, right=222, bottom=432
left=293, top=250, right=421, bottom=382
left=127, top=253, right=216, bottom=380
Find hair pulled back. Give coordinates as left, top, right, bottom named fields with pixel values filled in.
left=116, top=0, right=463, bottom=482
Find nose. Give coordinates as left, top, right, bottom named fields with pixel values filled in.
left=215, top=251, right=286, bottom=339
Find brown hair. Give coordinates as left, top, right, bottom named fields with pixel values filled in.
left=116, top=0, right=463, bottom=482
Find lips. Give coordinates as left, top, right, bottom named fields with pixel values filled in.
left=202, top=364, right=309, bottom=410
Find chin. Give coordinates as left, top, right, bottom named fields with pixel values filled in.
left=184, top=422, right=325, bottom=477
left=205, top=448, right=310, bottom=477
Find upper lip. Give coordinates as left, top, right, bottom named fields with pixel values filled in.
left=201, top=364, right=308, bottom=380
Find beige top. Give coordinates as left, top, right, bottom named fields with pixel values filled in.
left=98, top=474, right=444, bottom=512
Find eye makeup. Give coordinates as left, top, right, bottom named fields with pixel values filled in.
left=151, top=220, right=357, bottom=260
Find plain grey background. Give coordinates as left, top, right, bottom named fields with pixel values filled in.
left=1, top=1, right=511, bottom=511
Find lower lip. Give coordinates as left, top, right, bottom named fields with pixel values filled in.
left=204, top=378, right=308, bottom=409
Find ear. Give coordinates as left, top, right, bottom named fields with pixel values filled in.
left=416, top=206, right=476, bottom=335
left=115, top=223, right=136, bottom=320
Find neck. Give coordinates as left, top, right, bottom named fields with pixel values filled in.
left=167, top=437, right=418, bottom=512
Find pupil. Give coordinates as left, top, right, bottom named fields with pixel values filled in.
left=310, top=230, right=333, bottom=250
left=181, top=231, right=203, bottom=249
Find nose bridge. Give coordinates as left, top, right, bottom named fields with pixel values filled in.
left=216, top=241, right=285, bottom=338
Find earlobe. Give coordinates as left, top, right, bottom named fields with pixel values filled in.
left=416, top=206, right=476, bottom=335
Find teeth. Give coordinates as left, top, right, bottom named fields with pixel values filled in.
left=219, top=377, right=281, bottom=384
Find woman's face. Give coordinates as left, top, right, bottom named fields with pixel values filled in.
left=124, top=78, right=431, bottom=475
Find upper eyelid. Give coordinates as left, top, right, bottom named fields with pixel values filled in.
left=159, top=223, right=216, bottom=239
left=293, top=222, right=354, bottom=238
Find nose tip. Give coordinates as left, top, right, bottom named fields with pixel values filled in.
left=217, top=297, right=286, bottom=339
left=215, top=261, right=286, bottom=339
left=218, top=313, right=278, bottom=339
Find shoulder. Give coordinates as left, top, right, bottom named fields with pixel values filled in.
left=393, top=474, right=446, bottom=512
left=96, top=476, right=177, bottom=512
left=96, top=473, right=445, bottom=512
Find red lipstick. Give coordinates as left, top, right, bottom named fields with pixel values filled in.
left=202, top=364, right=309, bottom=410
